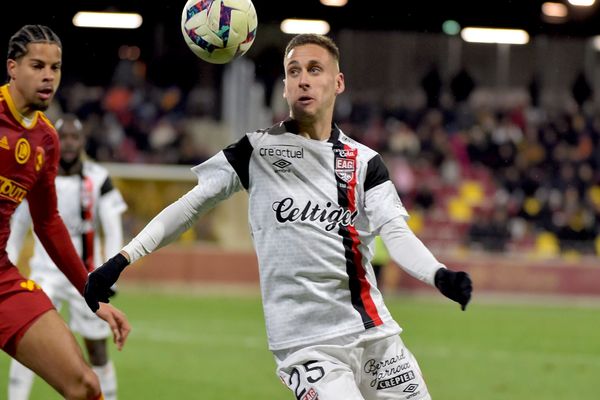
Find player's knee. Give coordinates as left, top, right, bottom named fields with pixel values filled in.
left=61, top=368, right=101, bottom=400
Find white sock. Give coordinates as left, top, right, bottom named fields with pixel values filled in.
left=8, top=360, right=35, bottom=400
left=92, top=360, right=117, bottom=400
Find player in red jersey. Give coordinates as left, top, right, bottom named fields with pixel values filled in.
left=0, top=25, right=130, bottom=400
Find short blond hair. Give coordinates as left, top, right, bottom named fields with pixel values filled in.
left=284, top=34, right=340, bottom=64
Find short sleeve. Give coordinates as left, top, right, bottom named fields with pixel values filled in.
left=364, top=155, right=408, bottom=232
left=222, top=134, right=253, bottom=190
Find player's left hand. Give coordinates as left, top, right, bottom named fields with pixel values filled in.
left=84, top=252, right=129, bottom=312
left=434, top=268, right=473, bottom=311
left=96, top=302, right=131, bottom=350
left=108, top=284, right=118, bottom=299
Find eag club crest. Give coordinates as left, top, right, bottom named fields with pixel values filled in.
left=334, top=148, right=357, bottom=183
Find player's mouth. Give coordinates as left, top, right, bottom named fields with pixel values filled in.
left=62, top=150, right=78, bottom=160
left=297, top=95, right=314, bottom=105
left=37, top=88, right=54, bottom=101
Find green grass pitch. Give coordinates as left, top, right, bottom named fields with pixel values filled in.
left=1, top=285, right=598, bottom=399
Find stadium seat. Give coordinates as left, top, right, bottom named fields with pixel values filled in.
left=459, top=180, right=485, bottom=206
left=589, top=185, right=600, bottom=207
left=534, top=231, right=560, bottom=258
left=407, top=210, right=424, bottom=234
left=448, top=197, right=472, bottom=223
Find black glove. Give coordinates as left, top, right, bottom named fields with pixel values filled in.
left=84, top=253, right=129, bottom=312
left=107, top=285, right=118, bottom=299
left=434, top=268, right=473, bottom=311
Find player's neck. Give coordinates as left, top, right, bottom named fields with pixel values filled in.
left=295, top=119, right=332, bottom=141
left=7, top=83, right=36, bottom=120
left=59, top=157, right=83, bottom=176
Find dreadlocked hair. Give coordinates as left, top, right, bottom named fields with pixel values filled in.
left=7, top=25, right=61, bottom=61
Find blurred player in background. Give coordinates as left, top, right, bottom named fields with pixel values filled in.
left=85, top=34, right=472, bottom=400
left=6, top=114, right=127, bottom=400
left=0, top=24, right=130, bottom=400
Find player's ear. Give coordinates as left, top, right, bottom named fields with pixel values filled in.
left=6, top=59, right=16, bottom=81
left=335, top=73, right=345, bottom=95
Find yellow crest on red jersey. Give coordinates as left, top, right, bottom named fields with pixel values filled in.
left=15, top=138, right=30, bottom=164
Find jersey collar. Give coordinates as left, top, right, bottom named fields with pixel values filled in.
left=271, top=118, right=341, bottom=142
left=0, top=84, right=40, bottom=130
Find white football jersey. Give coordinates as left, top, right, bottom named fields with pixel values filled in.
left=8, top=160, right=127, bottom=274
left=193, top=121, right=409, bottom=350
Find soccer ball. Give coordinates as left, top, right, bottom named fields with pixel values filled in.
left=181, top=0, right=258, bottom=64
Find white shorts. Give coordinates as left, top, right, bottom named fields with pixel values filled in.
left=29, top=269, right=111, bottom=340
left=274, top=333, right=431, bottom=400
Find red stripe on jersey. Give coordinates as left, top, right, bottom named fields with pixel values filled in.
left=343, top=144, right=382, bottom=327
left=81, top=175, right=95, bottom=272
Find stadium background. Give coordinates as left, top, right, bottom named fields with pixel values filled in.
left=1, top=0, right=599, bottom=398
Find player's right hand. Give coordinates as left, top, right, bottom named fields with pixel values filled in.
left=96, top=302, right=131, bottom=350
left=84, top=252, right=130, bottom=312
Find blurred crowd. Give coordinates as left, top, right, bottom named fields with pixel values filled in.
left=48, top=61, right=599, bottom=258
left=51, top=81, right=217, bottom=165
left=339, top=68, right=599, bottom=257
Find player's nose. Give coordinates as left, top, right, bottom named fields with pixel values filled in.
left=42, top=66, right=58, bottom=81
left=298, top=71, right=310, bottom=88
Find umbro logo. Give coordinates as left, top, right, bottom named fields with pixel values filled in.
left=403, top=384, right=418, bottom=393
left=273, top=159, right=291, bottom=169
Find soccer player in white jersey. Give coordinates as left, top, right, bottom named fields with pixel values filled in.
left=7, top=114, right=127, bottom=400
left=85, top=34, right=473, bottom=400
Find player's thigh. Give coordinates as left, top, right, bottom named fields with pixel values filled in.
left=276, top=352, right=365, bottom=400
left=68, top=287, right=111, bottom=340
left=358, top=336, right=431, bottom=400
left=13, top=309, right=94, bottom=393
left=0, top=265, right=54, bottom=356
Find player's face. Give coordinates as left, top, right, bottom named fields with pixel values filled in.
left=6, top=42, right=62, bottom=114
left=283, top=44, right=345, bottom=123
left=58, top=122, right=84, bottom=163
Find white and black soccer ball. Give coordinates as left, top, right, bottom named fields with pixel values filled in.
left=181, top=0, right=258, bottom=64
